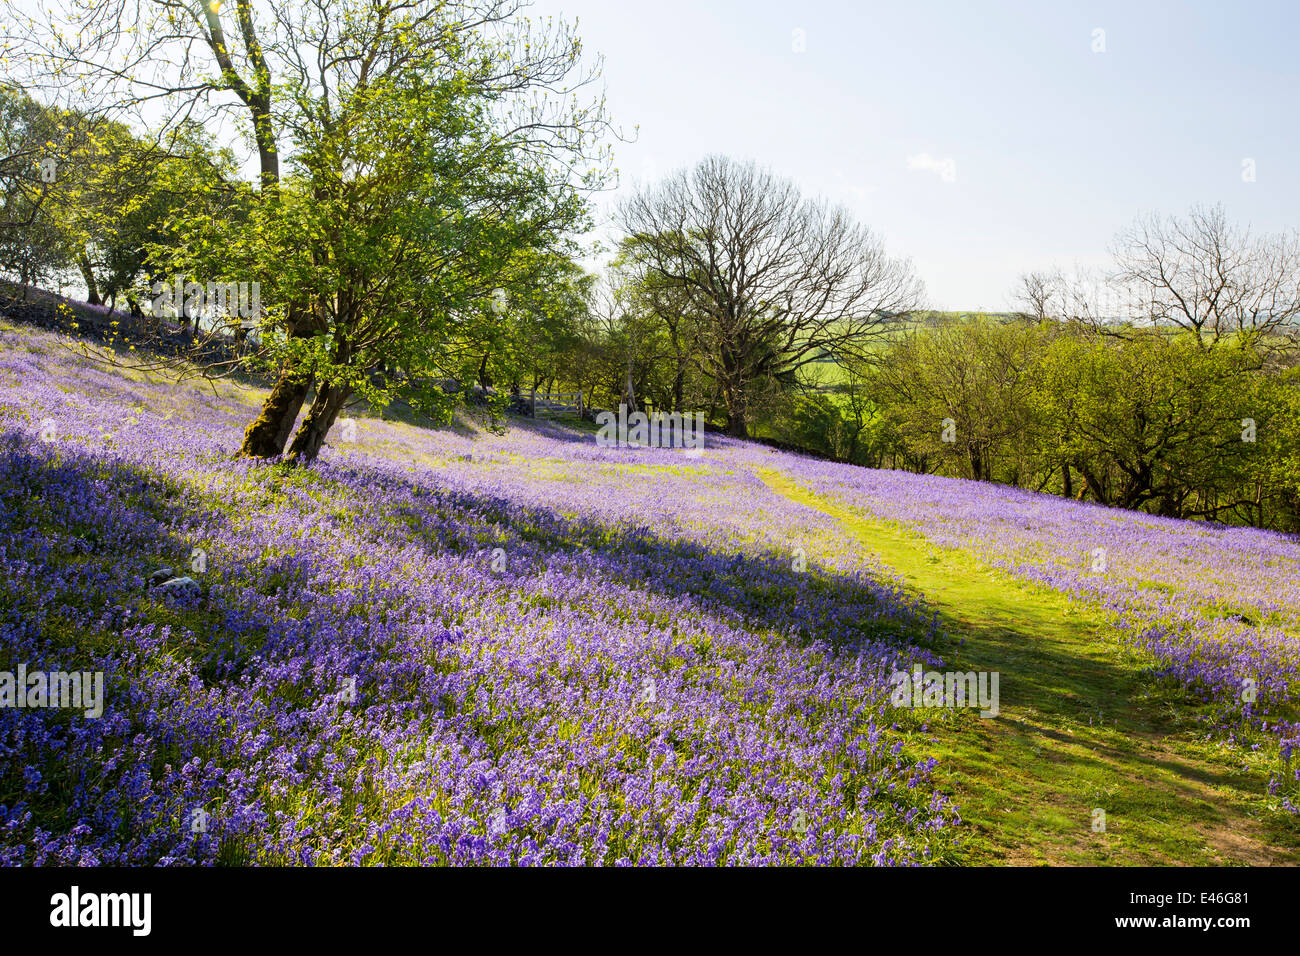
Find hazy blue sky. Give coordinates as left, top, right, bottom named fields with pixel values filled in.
left=530, top=0, right=1300, bottom=310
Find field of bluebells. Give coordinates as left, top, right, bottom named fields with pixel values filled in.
left=0, top=321, right=958, bottom=865
left=4, top=319, right=1298, bottom=866
left=786, top=462, right=1300, bottom=808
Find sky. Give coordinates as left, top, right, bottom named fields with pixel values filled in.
left=528, top=0, right=1300, bottom=310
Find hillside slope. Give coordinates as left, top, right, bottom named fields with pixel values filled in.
left=1, top=320, right=1297, bottom=865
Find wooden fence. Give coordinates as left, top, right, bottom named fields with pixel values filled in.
left=530, top=389, right=584, bottom=417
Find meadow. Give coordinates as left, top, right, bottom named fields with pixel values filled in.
left=2, top=320, right=1297, bottom=865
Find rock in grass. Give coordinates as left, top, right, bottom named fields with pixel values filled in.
left=148, top=568, right=175, bottom=587
left=155, top=576, right=200, bottom=599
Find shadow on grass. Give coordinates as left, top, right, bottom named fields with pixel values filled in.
left=763, top=472, right=1300, bottom=864
left=1, top=424, right=946, bottom=863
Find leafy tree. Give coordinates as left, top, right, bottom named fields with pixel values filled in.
left=0, top=84, right=80, bottom=287
left=1033, top=330, right=1258, bottom=515
left=169, top=59, right=595, bottom=460
left=7, top=0, right=614, bottom=458
left=869, top=316, right=1045, bottom=483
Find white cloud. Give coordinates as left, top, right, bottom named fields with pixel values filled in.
left=907, top=152, right=957, bottom=183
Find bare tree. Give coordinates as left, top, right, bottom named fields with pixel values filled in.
left=618, top=155, right=922, bottom=438
left=1015, top=269, right=1063, bottom=322
left=1111, top=203, right=1300, bottom=350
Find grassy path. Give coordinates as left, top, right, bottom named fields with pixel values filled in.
left=761, top=469, right=1300, bottom=866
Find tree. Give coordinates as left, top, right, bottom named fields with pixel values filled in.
left=587, top=264, right=684, bottom=416
left=617, top=155, right=922, bottom=437
left=1033, top=330, right=1258, bottom=515
left=55, top=118, right=239, bottom=317
left=868, top=316, right=1045, bottom=484
left=1111, top=203, right=1300, bottom=352
left=494, top=251, right=594, bottom=401
left=1015, top=269, right=1064, bottom=322
left=169, top=59, right=596, bottom=461
left=5, top=0, right=615, bottom=458
left=0, top=84, right=80, bottom=287
left=1252, top=367, right=1300, bottom=530
left=612, top=237, right=711, bottom=413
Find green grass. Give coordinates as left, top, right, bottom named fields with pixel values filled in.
left=761, top=469, right=1300, bottom=866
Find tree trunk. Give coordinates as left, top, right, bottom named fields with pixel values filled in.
left=239, top=368, right=312, bottom=458
left=725, top=405, right=747, bottom=438
left=706, top=390, right=721, bottom=428
left=718, top=375, right=747, bottom=438
left=1078, top=466, right=1107, bottom=505
left=238, top=303, right=317, bottom=458
left=287, top=383, right=351, bottom=462
left=252, top=106, right=280, bottom=194
left=77, top=253, right=101, bottom=306
left=622, top=361, right=636, bottom=412
left=1061, top=462, right=1073, bottom=499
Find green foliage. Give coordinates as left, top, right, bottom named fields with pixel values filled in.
left=787, top=315, right=1300, bottom=531
left=162, top=37, right=601, bottom=446
left=0, top=84, right=83, bottom=284
left=1031, top=329, right=1265, bottom=516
